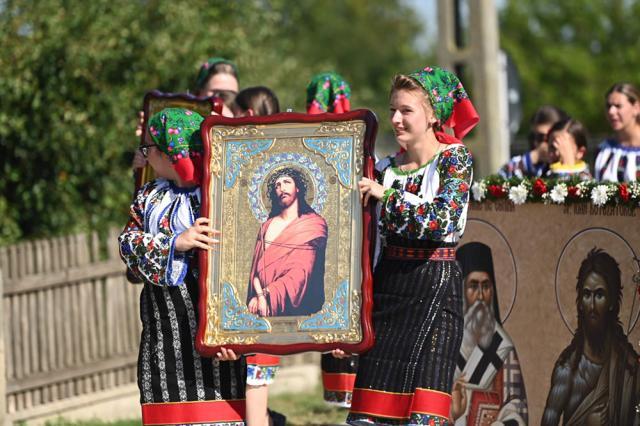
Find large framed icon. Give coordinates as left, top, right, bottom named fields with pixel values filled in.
left=135, top=90, right=222, bottom=190
left=196, top=110, right=378, bottom=356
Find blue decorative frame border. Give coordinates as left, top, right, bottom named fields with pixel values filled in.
left=303, top=137, right=354, bottom=188
left=221, top=282, right=271, bottom=331
left=224, top=139, right=275, bottom=189
left=298, top=280, right=350, bottom=331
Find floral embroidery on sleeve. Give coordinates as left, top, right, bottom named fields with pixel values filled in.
left=380, top=145, right=472, bottom=240
left=118, top=182, right=177, bottom=286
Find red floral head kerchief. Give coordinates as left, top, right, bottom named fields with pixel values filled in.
left=306, top=72, right=351, bottom=114
left=408, top=66, right=480, bottom=143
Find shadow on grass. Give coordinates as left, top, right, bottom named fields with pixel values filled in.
left=41, top=385, right=347, bottom=426
left=270, top=384, right=348, bottom=425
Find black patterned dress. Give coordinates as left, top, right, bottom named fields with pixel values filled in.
left=119, top=179, right=246, bottom=425
left=347, top=144, right=472, bottom=425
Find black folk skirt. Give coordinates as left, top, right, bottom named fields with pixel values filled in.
left=138, top=273, right=247, bottom=425
left=321, top=353, right=358, bottom=407
left=347, top=240, right=463, bottom=425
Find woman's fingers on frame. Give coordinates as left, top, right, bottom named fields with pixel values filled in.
left=196, top=234, right=219, bottom=245
left=363, top=192, right=371, bottom=207
left=193, top=241, right=211, bottom=251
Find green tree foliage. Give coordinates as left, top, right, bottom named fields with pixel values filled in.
left=500, top=0, right=640, bottom=135
left=0, top=0, right=427, bottom=245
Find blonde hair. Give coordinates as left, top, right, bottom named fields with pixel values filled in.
left=390, top=74, right=437, bottom=126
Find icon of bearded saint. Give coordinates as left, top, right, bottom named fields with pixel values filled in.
left=246, top=166, right=328, bottom=317
left=542, top=248, right=640, bottom=426
left=452, top=242, right=528, bottom=425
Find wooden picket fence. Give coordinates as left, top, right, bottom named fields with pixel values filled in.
left=0, top=228, right=139, bottom=424
left=0, top=227, right=317, bottom=425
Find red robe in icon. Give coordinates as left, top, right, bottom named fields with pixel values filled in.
left=247, top=212, right=328, bottom=316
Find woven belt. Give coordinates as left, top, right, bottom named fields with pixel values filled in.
left=384, top=245, right=456, bottom=261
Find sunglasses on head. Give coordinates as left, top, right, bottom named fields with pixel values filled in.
left=529, top=131, right=547, bottom=144
left=138, top=143, right=155, bottom=158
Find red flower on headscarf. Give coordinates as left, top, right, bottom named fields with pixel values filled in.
left=459, top=182, right=468, bottom=192
left=428, top=220, right=439, bottom=230
left=533, top=179, right=548, bottom=196
left=619, top=183, right=630, bottom=202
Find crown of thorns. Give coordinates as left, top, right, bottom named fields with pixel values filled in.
left=266, top=166, right=309, bottom=195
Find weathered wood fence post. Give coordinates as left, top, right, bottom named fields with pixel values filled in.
left=0, top=268, right=7, bottom=426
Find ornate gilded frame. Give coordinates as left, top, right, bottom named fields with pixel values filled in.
left=196, top=110, right=378, bottom=356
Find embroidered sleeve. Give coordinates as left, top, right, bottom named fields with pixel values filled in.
left=118, top=183, right=183, bottom=287
left=381, top=145, right=472, bottom=240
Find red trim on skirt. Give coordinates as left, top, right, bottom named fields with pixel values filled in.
left=141, top=399, right=245, bottom=425
left=384, top=245, right=456, bottom=261
left=322, top=372, right=356, bottom=392
left=246, top=354, right=281, bottom=367
left=350, top=387, right=451, bottom=420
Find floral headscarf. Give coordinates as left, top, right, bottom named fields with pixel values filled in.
left=148, top=108, right=205, bottom=185
left=407, top=66, right=480, bottom=142
left=195, top=57, right=239, bottom=92
left=306, top=72, right=351, bottom=114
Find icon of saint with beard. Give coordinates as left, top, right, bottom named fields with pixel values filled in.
left=452, top=242, right=528, bottom=425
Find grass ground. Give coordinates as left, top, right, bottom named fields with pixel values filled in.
left=270, top=384, right=347, bottom=425
left=43, top=385, right=347, bottom=426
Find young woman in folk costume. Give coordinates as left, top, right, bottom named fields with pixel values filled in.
left=349, top=66, right=479, bottom=425
left=119, top=108, right=246, bottom=425
left=595, top=82, right=640, bottom=182
left=304, top=71, right=360, bottom=408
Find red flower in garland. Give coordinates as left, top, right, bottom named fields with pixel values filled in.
left=428, top=220, right=439, bottom=230
left=417, top=205, right=425, bottom=216
left=619, top=183, right=630, bottom=202
left=567, top=186, right=579, bottom=198
left=533, top=178, right=548, bottom=196
left=488, top=184, right=505, bottom=198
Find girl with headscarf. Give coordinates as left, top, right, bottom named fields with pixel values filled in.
left=304, top=72, right=360, bottom=409
left=194, top=56, right=240, bottom=97
left=350, top=66, right=479, bottom=425
left=306, top=72, right=352, bottom=114
left=119, top=108, right=247, bottom=425
left=133, top=57, right=239, bottom=170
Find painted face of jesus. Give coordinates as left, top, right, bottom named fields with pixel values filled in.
left=274, top=175, right=299, bottom=208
